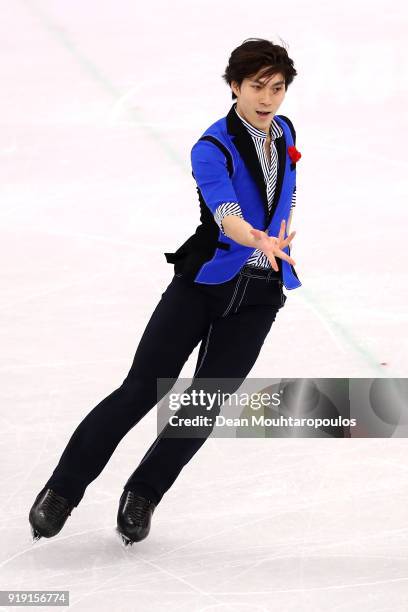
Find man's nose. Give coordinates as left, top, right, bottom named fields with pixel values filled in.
left=259, top=93, right=273, bottom=106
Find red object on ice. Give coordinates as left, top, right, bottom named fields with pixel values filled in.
left=288, top=145, right=302, bottom=163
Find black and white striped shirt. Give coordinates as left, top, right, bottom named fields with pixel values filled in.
left=214, top=103, right=296, bottom=268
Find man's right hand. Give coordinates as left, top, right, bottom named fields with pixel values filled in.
left=249, top=220, right=296, bottom=272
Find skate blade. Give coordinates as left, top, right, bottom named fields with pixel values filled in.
left=30, top=525, right=42, bottom=543
left=115, top=527, right=134, bottom=548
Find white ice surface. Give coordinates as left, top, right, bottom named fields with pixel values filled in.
left=1, top=0, right=408, bottom=610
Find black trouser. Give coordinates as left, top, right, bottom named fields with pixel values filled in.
left=44, top=265, right=287, bottom=507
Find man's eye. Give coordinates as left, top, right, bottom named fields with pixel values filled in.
left=253, top=85, right=283, bottom=92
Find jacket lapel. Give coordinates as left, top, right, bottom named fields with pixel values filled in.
left=226, top=103, right=286, bottom=228
left=269, top=131, right=286, bottom=226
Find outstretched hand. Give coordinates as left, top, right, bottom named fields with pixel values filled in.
left=250, top=220, right=296, bottom=272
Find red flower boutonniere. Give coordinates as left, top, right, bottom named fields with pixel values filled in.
left=287, top=145, right=302, bottom=163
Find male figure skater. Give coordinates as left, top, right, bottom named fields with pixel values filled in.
left=29, top=37, right=302, bottom=546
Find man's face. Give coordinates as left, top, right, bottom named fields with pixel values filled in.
left=231, top=69, right=286, bottom=132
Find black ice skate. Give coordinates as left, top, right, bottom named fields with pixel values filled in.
left=116, top=490, right=156, bottom=546
left=29, top=488, right=74, bottom=542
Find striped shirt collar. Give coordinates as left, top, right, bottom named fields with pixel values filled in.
left=234, top=103, right=283, bottom=141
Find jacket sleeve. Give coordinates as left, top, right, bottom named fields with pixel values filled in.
left=190, top=139, right=240, bottom=216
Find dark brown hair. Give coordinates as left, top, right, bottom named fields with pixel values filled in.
left=222, top=38, right=297, bottom=99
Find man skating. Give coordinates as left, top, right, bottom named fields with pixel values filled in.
left=29, top=37, right=301, bottom=546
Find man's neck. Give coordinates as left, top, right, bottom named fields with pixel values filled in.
left=234, top=103, right=271, bottom=138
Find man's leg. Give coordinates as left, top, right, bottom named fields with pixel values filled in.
left=43, top=276, right=211, bottom=507
left=123, top=303, right=280, bottom=505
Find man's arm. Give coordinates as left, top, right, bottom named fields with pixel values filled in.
left=191, top=140, right=269, bottom=249
left=220, top=215, right=262, bottom=248
left=222, top=184, right=297, bottom=248
left=191, top=139, right=295, bottom=251
left=213, top=201, right=261, bottom=248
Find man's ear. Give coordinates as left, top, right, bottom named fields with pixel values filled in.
left=230, top=81, right=240, bottom=97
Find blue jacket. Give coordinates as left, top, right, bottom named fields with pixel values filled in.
left=164, top=103, right=301, bottom=290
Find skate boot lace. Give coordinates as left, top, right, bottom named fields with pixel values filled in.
left=42, top=490, right=72, bottom=520
left=125, top=491, right=154, bottom=524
